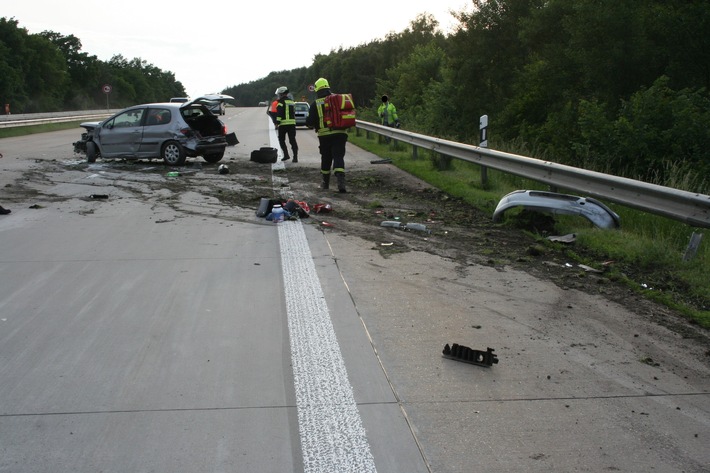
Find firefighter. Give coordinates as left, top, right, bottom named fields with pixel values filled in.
left=305, top=78, right=349, bottom=193
left=274, top=86, right=298, bottom=162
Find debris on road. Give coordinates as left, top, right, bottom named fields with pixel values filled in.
left=313, top=203, right=332, bottom=214
left=380, top=220, right=430, bottom=233
left=548, top=233, right=576, bottom=243
left=442, top=343, right=499, bottom=367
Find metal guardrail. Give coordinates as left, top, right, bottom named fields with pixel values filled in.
left=356, top=120, right=710, bottom=229
left=0, top=110, right=117, bottom=128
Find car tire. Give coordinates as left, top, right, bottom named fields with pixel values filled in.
left=203, top=151, right=225, bottom=163
left=161, top=141, right=186, bottom=166
left=86, top=141, right=98, bottom=163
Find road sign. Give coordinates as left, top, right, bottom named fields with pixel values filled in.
left=102, top=84, right=112, bottom=94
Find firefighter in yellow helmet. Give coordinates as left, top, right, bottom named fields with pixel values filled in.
left=305, top=77, right=349, bottom=192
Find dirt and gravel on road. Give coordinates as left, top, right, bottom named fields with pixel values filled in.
left=7, top=155, right=709, bottom=349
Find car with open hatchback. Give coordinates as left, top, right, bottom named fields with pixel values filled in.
left=72, top=98, right=238, bottom=166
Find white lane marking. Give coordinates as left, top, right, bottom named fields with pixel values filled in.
left=270, top=121, right=376, bottom=470
left=278, top=221, right=377, bottom=472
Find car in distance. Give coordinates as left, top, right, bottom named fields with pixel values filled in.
left=294, top=101, right=309, bottom=126
left=169, top=97, right=189, bottom=103
left=72, top=100, right=239, bottom=166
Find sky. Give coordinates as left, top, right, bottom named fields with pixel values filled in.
left=4, top=0, right=472, bottom=98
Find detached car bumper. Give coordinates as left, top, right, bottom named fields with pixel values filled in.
left=493, top=190, right=620, bottom=229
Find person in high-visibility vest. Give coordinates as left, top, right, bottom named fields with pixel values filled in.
left=377, top=95, right=399, bottom=127
left=267, top=99, right=279, bottom=126
left=305, top=77, right=349, bottom=193
left=377, top=95, right=399, bottom=144
left=275, top=86, right=298, bottom=163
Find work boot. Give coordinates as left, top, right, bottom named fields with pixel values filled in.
left=292, top=154, right=298, bottom=163
left=281, top=153, right=291, bottom=162
left=0, top=206, right=10, bottom=215
left=336, top=172, right=346, bottom=193
left=320, top=174, right=330, bottom=190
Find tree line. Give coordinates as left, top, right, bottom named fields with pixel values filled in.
left=2, top=1, right=709, bottom=188
left=0, top=17, right=185, bottom=113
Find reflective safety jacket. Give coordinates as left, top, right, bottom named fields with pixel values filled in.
left=276, top=97, right=296, bottom=126
left=377, top=101, right=398, bottom=125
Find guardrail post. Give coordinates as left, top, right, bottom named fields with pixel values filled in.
left=412, top=145, right=418, bottom=161
left=683, top=232, right=704, bottom=261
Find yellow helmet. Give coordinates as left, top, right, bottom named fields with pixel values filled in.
left=314, top=78, right=330, bottom=92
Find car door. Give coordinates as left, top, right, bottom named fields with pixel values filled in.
left=138, top=107, right=174, bottom=158
left=96, top=108, right=145, bottom=157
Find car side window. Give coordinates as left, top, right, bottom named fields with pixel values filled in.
left=110, top=109, right=145, bottom=128
left=146, top=108, right=171, bottom=126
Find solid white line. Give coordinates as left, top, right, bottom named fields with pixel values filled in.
left=278, top=219, right=377, bottom=473
left=269, top=119, right=375, bottom=471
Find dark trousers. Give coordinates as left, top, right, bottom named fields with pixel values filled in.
left=277, top=125, right=298, bottom=158
left=318, top=133, right=348, bottom=174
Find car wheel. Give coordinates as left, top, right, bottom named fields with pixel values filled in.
left=203, top=151, right=225, bottom=163
left=161, top=141, right=186, bottom=166
left=86, top=141, right=98, bottom=163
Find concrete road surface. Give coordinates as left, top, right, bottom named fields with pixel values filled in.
left=0, top=107, right=708, bottom=472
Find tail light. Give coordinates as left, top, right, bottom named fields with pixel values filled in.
left=222, top=124, right=228, bottom=135
left=180, top=127, right=194, bottom=137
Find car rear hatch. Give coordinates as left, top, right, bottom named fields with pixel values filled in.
left=180, top=101, right=238, bottom=147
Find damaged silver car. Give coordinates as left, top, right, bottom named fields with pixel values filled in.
left=72, top=98, right=238, bottom=166
left=493, top=190, right=620, bottom=229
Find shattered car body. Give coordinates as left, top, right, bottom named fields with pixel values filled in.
left=73, top=98, right=238, bottom=166
left=493, top=190, right=620, bottom=229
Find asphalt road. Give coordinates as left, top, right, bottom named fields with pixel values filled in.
left=0, top=107, right=709, bottom=472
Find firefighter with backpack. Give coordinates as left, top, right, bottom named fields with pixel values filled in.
left=305, top=77, right=350, bottom=193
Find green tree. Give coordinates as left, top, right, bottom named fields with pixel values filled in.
left=378, top=42, right=448, bottom=132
